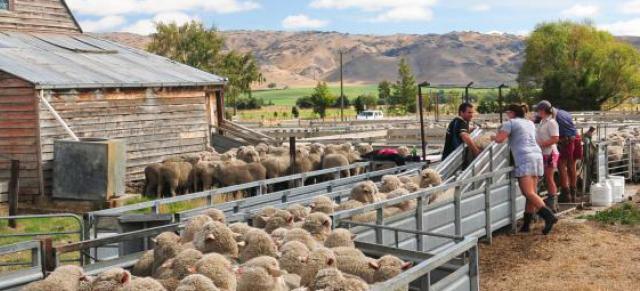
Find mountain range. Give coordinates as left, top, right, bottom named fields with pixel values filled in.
left=97, top=31, right=640, bottom=88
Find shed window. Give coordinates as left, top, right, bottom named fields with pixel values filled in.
left=0, top=0, right=9, bottom=10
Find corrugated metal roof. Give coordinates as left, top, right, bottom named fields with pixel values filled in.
left=0, top=32, right=226, bottom=89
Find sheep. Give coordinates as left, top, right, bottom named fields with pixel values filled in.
left=608, top=145, right=624, bottom=162
left=261, top=155, right=291, bottom=179
left=331, top=247, right=366, bottom=260
left=283, top=227, right=319, bottom=250
left=159, top=161, right=194, bottom=197
left=240, top=228, right=279, bottom=262
left=229, top=222, right=253, bottom=242
left=237, top=146, right=261, bottom=163
left=321, top=154, right=350, bottom=178
left=385, top=188, right=415, bottom=211
left=336, top=255, right=412, bottom=284
left=90, top=267, right=131, bottom=291
left=175, top=274, right=220, bottom=291
left=242, top=256, right=283, bottom=278
left=264, top=209, right=294, bottom=234
left=355, top=143, right=374, bottom=155
left=22, top=265, right=87, bottom=291
left=278, top=241, right=310, bottom=276
left=192, top=161, right=222, bottom=192
left=379, top=175, right=403, bottom=193
left=292, top=147, right=315, bottom=173
left=312, top=268, right=369, bottom=291
left=309, top=195, right=338, bottom=214
left=143, top=163, right=163, bottom=197
left=153, top=232, right=183, bottom=274
left=236, top=266, right=286, bottom=291
left=402, top=181, right=420, bottom=193
left=302, top=212, right=332, bottom=241
left=286, top=203, right=310, bottom=222
left=203, top=208, right=226, bottom=223
left=307, top=145, right=324, bottom=172
left=299, top=247, right=337, bottom=287
left=324, top=228, right=356, bottom=248
left=350, top=181, right=380, bottom=204
left=397, top=146, right=410, bottom=157
left=194, top=254, right=236, bottom=291
left=270, top=227, right=289, bottom=247
left=182, top=215, right=214, bottom=243
left=132, top=249, right=154, bottom=277
left=474, top=133, right=493, bottom=152
left=193, top=221, right=240, bottom=258
left=127, top=277, right=167, bottom=291
left=163, top=249, right=204, bottom=279
left=417, top=169, right=443, bottom=189
left=252, top=206, right=278, bottom=228
left=213, top=161, right=266, bottom=188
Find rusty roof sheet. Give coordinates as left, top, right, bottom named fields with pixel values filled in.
left=0, top=32, right=226, bottom=89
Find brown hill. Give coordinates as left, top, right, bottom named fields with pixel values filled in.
left=96, top=31, right=640, bottom=88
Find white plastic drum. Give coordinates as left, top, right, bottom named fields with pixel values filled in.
left=591, top=182, right=613, bottom=207
left=607, top=176, right=626, bottom=203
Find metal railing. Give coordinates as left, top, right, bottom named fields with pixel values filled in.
left=0, top=241, right=43, bottom=290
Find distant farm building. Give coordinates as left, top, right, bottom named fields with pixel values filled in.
left=0, top=0, right=227, bottom=203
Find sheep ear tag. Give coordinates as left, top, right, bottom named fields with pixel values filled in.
left=402, top=261, right=413, bottom=270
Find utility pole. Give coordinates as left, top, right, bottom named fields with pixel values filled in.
left=418, top=82, right=430, bottom=161
left=340, top=50, right=344, bottom=122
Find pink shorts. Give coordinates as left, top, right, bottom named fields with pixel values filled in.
left=543, top=153, right=559, bottom=169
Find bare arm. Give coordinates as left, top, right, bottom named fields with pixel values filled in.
left=492, top=131, right=509, bottom=144
left=460, top=132, right=480, bottom=156
left=539, top=136, right=559, bottom=148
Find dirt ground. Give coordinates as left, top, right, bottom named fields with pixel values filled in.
left=480, top=198, right=640, bottom=291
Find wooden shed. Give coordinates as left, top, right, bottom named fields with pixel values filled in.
left=0, top=0, right=227, bottom=203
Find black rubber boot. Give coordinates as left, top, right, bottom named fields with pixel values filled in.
left=520, top=213, right=533, bottom=233
left=537, top=207, right=558, bottom=235
left=570, top=187, right=578, bottom=203
left=558, top=187, right=570, bottom=203
left=544, top=195, right=559, bottom=213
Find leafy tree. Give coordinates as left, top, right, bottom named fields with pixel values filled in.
left=518, top=21, right=640, bottom=110
left=391, top=58, right=418, bottom=113
left=296, top=96, right=314, bottom=108
left=354, top=96, right=365, bottom=114
left=147, top=21, right=264, bottom=115
left=333, top=95, right=350, bottom=107
left=310, top=82, right=335, bottom=119
left=354, top=94, right=379, bottom=113
left=291, top=106, right=300, bottom=118
left=477, top=98, right=500, bottom=114
left=378, top=80, right=391, bottom=102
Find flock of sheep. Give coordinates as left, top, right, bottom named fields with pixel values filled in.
left=142, top=142, right=413, bottom=198
left=23, top=165, right=448, bottom=291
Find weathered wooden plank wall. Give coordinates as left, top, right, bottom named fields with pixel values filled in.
left=0, top=0, right=81, bottom=33
left=0, top=71, right=42, bottom=202
left=39, top=87, right=211, bottom=195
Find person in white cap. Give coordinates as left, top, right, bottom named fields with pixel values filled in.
left=534, top=101, right=560, bottom=212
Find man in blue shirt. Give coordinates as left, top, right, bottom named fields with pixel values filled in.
left=535, top=101, right=582, bottom=203
left=442, top=103, right=480, bottom=160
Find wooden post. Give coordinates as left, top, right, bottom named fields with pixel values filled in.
left=40, top=237, right=55, bottom=272
left=8, top=160, right=19, bottom=228
left=289, top=137, right=297, bottom=187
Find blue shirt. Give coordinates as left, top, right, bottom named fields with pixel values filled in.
left=555, top=109, right=577, bottom=137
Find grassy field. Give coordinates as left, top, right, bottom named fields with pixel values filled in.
left=250, top=85, right=378, bottom=106
left=237, top=106, right=360, bottom=121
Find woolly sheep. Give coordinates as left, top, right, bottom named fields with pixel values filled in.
left=278, top=241, right=310, bottom=276
left=293, top=147, right=315, bottom=173
left=213, top=162, right=266, bottom=188
left=203, top=209, right=226, bottom=223
left=182, top=215, right=214, bottom=243
left=302, top=212, right=332, bottom=241
left=398, top=176, right=413, bottom=184
left=229, top=223, right=253, bottom=242
left=379, top=175, right=403, bottom=193
left=252, top=206, right=278, bottom=228
left=309, top=196, right=338, bottom=214
left=264, top=209, right=295, bottom=234
left=312, top=268, right=369, bottom=291
left=286, top=203, right=310, bottom=222
left=127, top=277, right=167, bottom=291
left=385, top=188, right=415, bottom=211
left=153, top=232, right=183, bottom=273
left=299, top=247, right=337, bottom=287
left=261, top=155, right=291, bottom=179
left=90, top=267, right=131, bottom=291
left=237, top=146, right=261, bottom=163
left=240, top=228, right=279, bottom=262
left=22, top=265, right=88, bottom=291
left=271, top=227, right=289, bottom=247
left=236, top=266, right=286, bottom=291
left=131, top=250, right=154, bottom=277
left=321, top=154, right=350, bottom=178
left=402, top=181, right=420, bottom=193
left=397, top=146, right=410, bottom=157
left=350, top=181, right=380, bottom=204
left=355, top=143, right=374, bottom=155
left=283, top=227, right=319, bottom=250
left=417, top=169, right=443, bottom=189
left=324, top=228, right=356, bottom=248
left=608, top=145, right=624, bottom=162
left=194, top=254, right=236, bottom=291
left=175, top=274, right=219, bottom=291
left=242, top=256, right=283, bottom=277
left=331, top=246, right=366, bottom=260
left=474, top=133, right=493, bottom=152
left=193, top=221, right=240, bottom=258
left=336, top=255, right=412, bottom=284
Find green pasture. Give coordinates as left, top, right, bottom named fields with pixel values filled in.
left=250, top=85, right=378, bottom=106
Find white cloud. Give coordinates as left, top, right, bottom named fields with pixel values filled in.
left=561, top=4, right=599, bottom=18
left=310, top=0, right=436, bottom=22
left=470, top=4, right=491, bottom=12
left=620, top=1, right=640, bottom=14
left=282, top=14, right=329, bottom=29
left=80, top=15, right=126, bottom=32
left=66, top=0, right=260, bottom=16
left=600, top=18, right=640, bottom=36
left=122, top=12, right=195, bottom=35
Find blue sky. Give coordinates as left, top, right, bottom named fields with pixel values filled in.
left=66, top=0, right=640, bottom=36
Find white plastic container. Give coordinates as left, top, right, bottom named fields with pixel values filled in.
left=591, top=182, right=613, bottom=207
left=607, top=176, right=626, bottom=203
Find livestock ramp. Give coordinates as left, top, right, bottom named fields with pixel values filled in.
left=333, top=141, right=526, bottom=253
